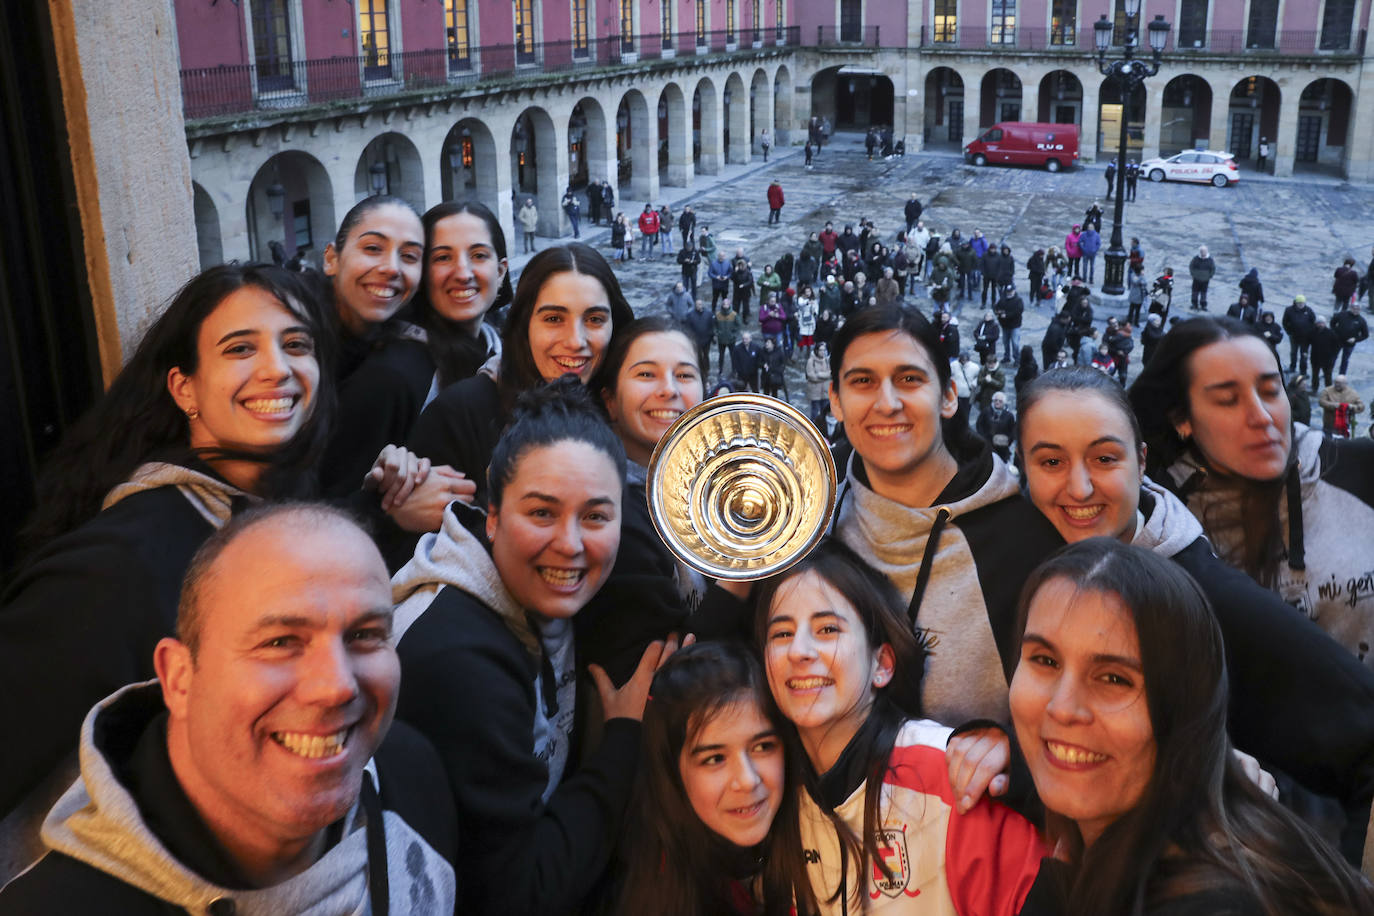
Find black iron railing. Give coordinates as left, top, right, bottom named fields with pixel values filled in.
left=919, top=25, right=1367, bottom=55
left=182, top=27, right=800, bottom=120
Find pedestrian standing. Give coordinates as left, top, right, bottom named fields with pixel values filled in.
left=731, top=251, right=755, bottom=323
left=1078, top=224, right=1101, bottom=285
left=561, top=187, right=581, bottom=239
left=1188, top=245, right=1215, bottom=311
left=1126, top=262, right=1148, bottom=325
left=1026, top=248, right=1045, bottom=304
left=1334, top=258, right=1360, bottom=312
left=714, top=301, right=741, bottom=374
left=904, top=194, right=923, bottom=235
left=708, top=251, right=731, bottom=308
left=1065, top=225, right=1084, bottom=280
left=1282, top=294, right=1317, bottom=374
left=766, top=180, right=784, bottom=226
left=1288, top=373, right=1312, bottom=427
left=805, top=340, right=829, bottom=427
left=1257, top=136, right=1270, bottom=173
left=759, top=128, right=771, bottom=161
left=1104, top=159, right=1117, bottom=197
left=657, top=205, right=674, bottom=255
left=731, top=330, right=761, bottom=391
left=637, top=203, right=660, bottom=260
left=1311, top=317, right=1339, bottom=388
left=601, top=180, right=616, bottom=223
left=804, top=139, right=814, bottom=167
left=1084, top=202, right=1104, bottom=233
left=678, top=205, right=696, bottom=250
left=995, top=285, right=1024, bottom=363
left=587, top=184, right=601, bottom=225
left=664, top=280, right=694, bottom=324
left=864, top=128, right=877, bottom=160
left=677, top=242, right=700, bottom=296
left=684, top=298, right=715, bottom=375
left=517, top=197, right=539, bottom=253
left=1332, top=303, right=1369, bottom=374
left=1125, top=160, right=1139, bottom=201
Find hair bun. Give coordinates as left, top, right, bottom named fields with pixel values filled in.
left=509, top=374, right=598, bottom=424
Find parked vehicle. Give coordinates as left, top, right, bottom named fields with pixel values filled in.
left=1139, top=150, right=1239, bottom=187
left=964, top=122, right=1081, bottom=173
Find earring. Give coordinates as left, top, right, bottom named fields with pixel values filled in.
left=185, top=407, right=200, bottom=420
left=874, top=671, right=889, bottom=687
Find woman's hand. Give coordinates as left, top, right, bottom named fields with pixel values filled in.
left=1232, top=748, right=1279, bottom=799
left=590, top=633, right=694, bottom=723
left=385, top=465, right=476, bottom=533
left=947, top=727, right=1011, bottom=814
left=363, top=445, right=430, bottom=512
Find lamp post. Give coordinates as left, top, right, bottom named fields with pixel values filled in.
left=1094, top=4, right=1169, bottom=296
left=368, top=160, right=387, bottom=196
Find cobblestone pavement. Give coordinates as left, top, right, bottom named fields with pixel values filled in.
left=515, top=133, right=1374, bottom=427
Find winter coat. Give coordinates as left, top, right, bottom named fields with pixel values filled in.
left=1240, top=268, right=1264, bottom=305
left=805, top=352, right=829, bottom=400
left=1141, top=321, right=1165, bottom=362
left=731, top=340, right=760, bottom=383
left=1283, top=302, right=1318, bottom=343
left=1227, top=300, right=1258, bottom=324
left=766, top=183, right=784, bottom=209
left=797, top=297, right=818, bottom=336
left=518, top=204, right=539, bottom=232
left=1332, top=310, right=1369, bottom=346
left=0, top=684, right=456, bottom=914
left=798, top=714, right=1047, bottom=915
left=637, top=210, right=660, bottom=236
left=0, top=464, right=249, bottom=880
left=1188, top=255, right=1216, bottom=283
left=684, top=307, right=715, bottom=347
left=1334, top=265, right=1361, bottom=301
left=1064, top=231, right=1082, bottom=258
left=761, top=347, right=786, bottom=385
left=1289, top=387, right=1313, bottom=426
left=678, top=209, right=696, bottom=237
left=758, top=301, right=786, bottom=337
left=392, top=504, right=638, bottom=914
left=1312, top=326, right=1342, bottom=366
left=665, top=288, right=695, bottom=324
left=988, top=251, right=1015, bottom=286
left=818, top=228, right=838, bottom=256
left=938, top=321, right=960, bottom=361
left=976, top=365, right=1006, bottom=411
left=708, top=257, right=733, bottom=290
left=970, top=235, right=990, bottom=262
left=407, top=372, right=506, bottom=508
left=1320, top=382, right=1366, bottom=429
left=973, top=319, right=1000, bottom=357
left=714, top=308, right=742, bottom=347
left=1259, top=318, right=1283, bottom=351
left=995, top=292, right=1024, bottom=330
left=1078, top=229, right=1101, bottom=257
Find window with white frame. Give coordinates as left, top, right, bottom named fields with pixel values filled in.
left=1320, top=0, right=1355, bottom=50
left=933, top=0, right=956, bottom=42
left=1050, top=0, right=1075, bottom=45
left=1247, top=0, right=1277, bottom=49
left=514, top=0, right=537, bottom=62
left=991, top=0, right=1015, bottom=44
left=359, top=0, right=391, bottom=78
left=573, top=0, right=589, bottom=56
left=1177, top=0, right=1207, bottom=48
left=251, top=0, right=294, bottom=90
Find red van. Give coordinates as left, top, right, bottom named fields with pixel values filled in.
left=964, top=122, right=1080, bottom=173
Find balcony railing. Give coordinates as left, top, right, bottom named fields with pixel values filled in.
left=816, top=25, right=881, bottom=47
left=182, top=27, right=800, bottom=120
left=919, top=25, right=1367, bottom=55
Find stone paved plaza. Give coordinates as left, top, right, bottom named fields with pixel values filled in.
left=514, top=133, right=1374, bottom=420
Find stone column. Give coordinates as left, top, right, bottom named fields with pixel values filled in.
left=1345, top=58, right=1374, bottom=182
left=1272, top=88, right=1300, bottom=178
left=1081, top=79, right=1101, bottom=162
left=697, top=87, right=724, bottom=175
left=753, top=78, right=774, bottom=157
left=726, top=90, right=750, bottom=164
left=1141, top=76, right=1163, bottom=162
left=1207, top=84, right=1229, bottom=155
left=665, top=93, right=693, bottom=186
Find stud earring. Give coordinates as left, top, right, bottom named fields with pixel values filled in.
left=185, top=407, right=200, bottom=420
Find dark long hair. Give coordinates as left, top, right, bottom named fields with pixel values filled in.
left=1127, top=316, right=1297, bottom=585
left=414, top=200, right=513, bottom=386
left=616, top=642, right=814, bottom=916
left=754, top=538, right=928, bottom=910
left=597, top=316, right=703, bottom=402
left=496, top=243, right=635, bottom=411
left=19, top=264, right=333, bottom=554
left=1016, top=539, right=1374, bottom=915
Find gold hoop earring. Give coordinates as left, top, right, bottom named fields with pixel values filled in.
left=185, top=407, right=200, bottom=420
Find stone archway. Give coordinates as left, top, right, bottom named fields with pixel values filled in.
left=1295, top=78, right=1353, bottom=175
left=773, top=63, right=793, bottom=143
left=568, top=98, right=610, bottom=191
left=615, top=88, right=653, bottom=200
left=1227, top=76, right=1280, bottom=170
left=1098, top=75, right=1145, bottom=158
left=247, top=151, right=334, bottom=266
left=439, top=118, right=499, bottom=216
left=923, top=67, right=965, bottom=147
left=693, top=77, right=722, bottom=175
left=723, top=71, right=748, bottom=163
left=1159, top=74, right=1211, bottom=156
left=750, top=67, right=771, bottom=157
left=353, top=132, right=425, bottom=211
left=509, top=106, right=559, bottom=234
left=193, top=182, right=223, bottom=269
left=1037, top=70, right=1083, bottom=126
left=980, top=68, right=1023, bottom=128
left=658, top=82, right=691, bottom=186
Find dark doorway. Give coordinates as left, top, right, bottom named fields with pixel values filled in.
left=0, top=1, right=100, bottom=574
left=1295, top=114, right=1321, bottom=162
left=840, top=0, right=862, bottom=41
left=834, top=73, right=894, bottom=128
left=947, top=100, right=963, bottom=141
left=1054, top=105, right=1076, bottom=123
left=1230, top=111, right=1254, bottom=159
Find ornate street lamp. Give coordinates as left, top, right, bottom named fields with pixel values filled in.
left=265, top=182, right=286, bottom=221
left=368, top=160, right=387, bottom=196
left=1094, top=3, right=1170, bottom=296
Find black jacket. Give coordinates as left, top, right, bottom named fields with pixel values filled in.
left=406, top=372, right=505, bottom=509
left=1312, top=326, right=1342, bottom=365
left=1282, top=302, right=1317, bottom=342
left=683, top=307, right=715, bottom=347
left=904, top=198, right=923, bottom=224
left=397, top=582, right=641, bottom=915
left=1332, top=310, right=1369, bottom=345
left=995, top=293, right=1024, bottom=330
left=0, top=483, right=224, bottom=826
left=321, top=335, right=435, bottom=497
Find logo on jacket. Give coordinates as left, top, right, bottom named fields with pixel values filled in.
left=870, top=825, right=921, bottom=899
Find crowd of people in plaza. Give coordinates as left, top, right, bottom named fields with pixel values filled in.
left=3, top=170, right=1374, bottom=916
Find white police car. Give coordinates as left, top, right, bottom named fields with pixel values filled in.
left=1140, top=150, right=1239, bottom=187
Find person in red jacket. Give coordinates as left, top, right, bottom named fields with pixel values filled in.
left=637, top=204, right=660, bottom=260
left=766, top=181, right=784, bottom=226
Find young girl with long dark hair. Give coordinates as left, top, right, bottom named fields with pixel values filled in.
left=616, top=641, right=812, bottom=916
